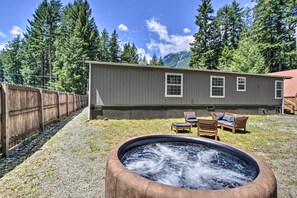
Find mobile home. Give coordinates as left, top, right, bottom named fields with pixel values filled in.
left=87, top=61, right=290, bottom=119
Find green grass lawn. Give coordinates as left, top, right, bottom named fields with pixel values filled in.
left=90, top=114, right=297, bottom=197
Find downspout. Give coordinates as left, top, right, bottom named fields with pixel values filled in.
left=281, top=77, right=285, bottom=115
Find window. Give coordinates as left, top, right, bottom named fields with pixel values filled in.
left=165, top=73, right=183, bottom=97
left=275, top=80, right=283, bottom=99
left=210, top=76, right=225, bottom=98
left=237, top=77, right=246, bottom=91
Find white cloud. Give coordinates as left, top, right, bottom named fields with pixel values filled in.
left=0, top=43, right=6, bottom=51
left=183, top=28, right=191, bottom=34
left=244, top=2, right=256, bottom=9
left=146, top=18, right=194, bottom=57
left=137, top=48, right=152, bottom=62
left=0, top=31, right=7, bottom=38
left=118, top=24, right=128, bottom=31
left=10, top=26, right=23, bottom=38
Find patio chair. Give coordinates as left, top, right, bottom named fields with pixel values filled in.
left=197, top=119, right=218, bottom=140
left=184, top=112, right=198, bottom=127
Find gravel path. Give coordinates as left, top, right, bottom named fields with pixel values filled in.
left=0, top=108, right=106, bottom=197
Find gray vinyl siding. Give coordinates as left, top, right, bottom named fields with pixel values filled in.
left=90, top=63, right=282, bottom=107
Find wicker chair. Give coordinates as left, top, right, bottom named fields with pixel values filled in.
left=197, top=119, right=218, bottom=140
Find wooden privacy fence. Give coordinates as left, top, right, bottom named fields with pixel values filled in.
left=0, top=83, right=88, bottom=157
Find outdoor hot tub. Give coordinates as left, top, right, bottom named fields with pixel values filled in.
left=105, top=135, right=277, bottom=198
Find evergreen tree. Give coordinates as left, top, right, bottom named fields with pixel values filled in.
left=216, top=1, right=243, bottom=49
left=158, top=57, right=164, bottom=66
left=218, top=46, right=234, bottom=70
left=252, top=0, right=296, bottom=71
left=228, top=35, right=268, bottom=74
left=1, top=35, right=23, bottom=84
left=23, top=0, right=62, bottom=88
left=121, top=43, right=139, bottom=64
left=53, top=0, right=99, bottom=94
left=98, top=28, right=110, bottom=61
left=150, top=53, right=158, bottom=65
left=0, top=53, right=4, bottom=82
left=283, top=0, right=297, bottom=69
left=109, top=30, right=121, bottom=62
left=139, top=56, right=148, bottom=65
left=189, top=0, right=218, bottom=69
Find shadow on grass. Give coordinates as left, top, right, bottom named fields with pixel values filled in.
left=221, top=128, right=251, bottom=134
left=0, top=109, right=83, bottom=178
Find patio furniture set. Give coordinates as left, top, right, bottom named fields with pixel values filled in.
left=171, top=112, right=249, bottom=141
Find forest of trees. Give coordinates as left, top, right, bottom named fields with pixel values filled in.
left=0, top=0, right=296, bottom=94
left=190, top=0, right=297, bottom=73
left=0, top=0, right=163, bottom=94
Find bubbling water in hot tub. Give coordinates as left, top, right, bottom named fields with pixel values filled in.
left=121, top=142, right=257, bottom=190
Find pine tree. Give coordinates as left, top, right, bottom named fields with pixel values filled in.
left=218, top=46, right=234, bottom=70
left=252, top=0, right=293, bottom=71
left=98, top=29, right=110, bottom=61
left=139, top=56, right=148, bottom=65
left=150, top=53, right=158, bottom=65
left=229, top=35, right=268, bottom=74
left=216, top=0, right=243, bottom=49
left=158, top=57, right=164, bottom=66
left=109, top=30, right=121, bottom=62
left=189, top=0, right=218, bottom=69
left=53, top=0, right=100, bottom=94
left=23, top=0, right=62, bottom=88
left=121, top=43, right=139, bottom=64
left=1, top=35, right=23, bottom=84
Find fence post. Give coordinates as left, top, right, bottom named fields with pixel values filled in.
left=38, top=89, right=44, bottom=132
left=1, top=83, right=9, bottom=157
left=66, top=93, right=69, bottom=116
left=57, top=92, right=60, bottom=119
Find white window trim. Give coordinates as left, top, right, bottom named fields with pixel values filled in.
left=210, top=76, right=225, bottom=98
left=275, top=80, right=283, bottom=99
left=165, top=73, right=183, bottom=97
left=237, top=76, right=246, bottom=92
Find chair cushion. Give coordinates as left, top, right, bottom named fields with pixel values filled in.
left=215, top=113, right=224, bottom=120
left=186, top=118, right=197, bottom=122
left=222, top=115, right=234, bottom=123
left=172, top=122, right=191, bottom=127
left=218, top=120, right=228, bottom=125
left=223, top=122, right=234, bottom=127
left=186, top=114, right=196, bottom=120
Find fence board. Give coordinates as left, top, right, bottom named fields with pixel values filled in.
left=0, top=84, right=88, bottom=157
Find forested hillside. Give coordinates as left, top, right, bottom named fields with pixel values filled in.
left=0, top=0, right=296, bottom=94
left=0, top=0, right=163, bottom=94
left=190, top=0, right=297, bottom=73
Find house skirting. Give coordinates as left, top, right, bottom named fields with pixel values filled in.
left=89, top=105, right=280, bottom=119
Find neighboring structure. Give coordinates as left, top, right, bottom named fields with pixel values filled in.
left=87, top=61, right=291, bottom=119
left=269, top=69, right=297, bottom=97
left=269, top=69, right=297, bottom=114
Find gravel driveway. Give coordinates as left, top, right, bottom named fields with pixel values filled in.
left=0, top=108, right=106, bottom=197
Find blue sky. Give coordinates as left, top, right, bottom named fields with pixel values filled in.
left=0, top=0, right=253, bottom=59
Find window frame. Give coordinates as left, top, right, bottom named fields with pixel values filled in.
left=236, top=76, right=246, bottom=92
left=275, top=80, right=283, bottom=99
left=165, top=73, right=183, bottom=97
left=210, top=76, right=225, bottom=98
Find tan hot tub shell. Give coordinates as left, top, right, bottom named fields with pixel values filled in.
left=105, top=135, right=277, bottom=198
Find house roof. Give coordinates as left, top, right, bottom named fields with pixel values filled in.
left=86, top=61, right=292, bottom=79
left=269, top=69, right=297, bottom=97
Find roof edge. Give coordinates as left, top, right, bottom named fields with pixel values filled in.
left=86, top=61, right=292, bottom=79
